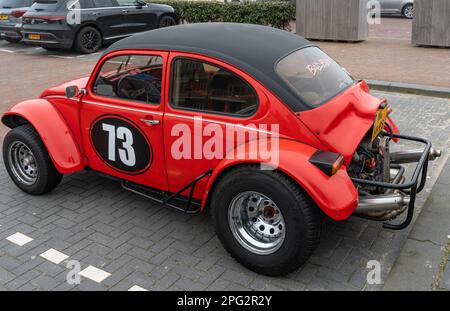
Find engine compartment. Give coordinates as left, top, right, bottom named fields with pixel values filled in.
left=348, top=132, right=391, bottom=196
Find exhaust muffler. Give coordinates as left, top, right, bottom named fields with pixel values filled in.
left=391, top=147, right=441, bottom=164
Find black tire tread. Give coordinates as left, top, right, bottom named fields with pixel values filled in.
left=3, top=125, right=63, bottom=195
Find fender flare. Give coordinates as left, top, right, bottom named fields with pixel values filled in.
left=201, top=139, right=358, bottom=220
left=1, top=99, right=84, bottom=174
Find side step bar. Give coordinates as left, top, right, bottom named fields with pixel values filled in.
left=122, top=169, right=212, bottom=214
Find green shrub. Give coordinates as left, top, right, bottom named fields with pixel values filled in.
left=147, top=1, right=295, bottom=29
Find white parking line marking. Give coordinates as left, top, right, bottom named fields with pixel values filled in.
left=6, top=232, right=33, bottom=246
left=128, top=285, right=148, bottom=291
left=79, top=265, right=111, bottom=283
left=40, top=248, right=69, bottom=264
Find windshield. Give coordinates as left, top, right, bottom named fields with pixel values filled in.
left=276, top=47, right=354, bottom=108
left=0, top=0, right=31, bottom=8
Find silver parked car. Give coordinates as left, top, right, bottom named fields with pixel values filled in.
left=379, top=0, right=414, bottom=19
left=0, top=0, right=34, bottom=43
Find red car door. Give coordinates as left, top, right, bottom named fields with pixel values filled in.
left=163, top=52, right=270, bottom=199
left=80, top=50, right=169, bottom=191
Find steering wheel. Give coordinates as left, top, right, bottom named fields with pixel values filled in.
left=117, top=76, right=146, bottom=100
left=117, top=75, right=162, bottom=103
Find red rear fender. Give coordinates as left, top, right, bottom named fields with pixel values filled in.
left=202, top=139, right=358, bottom=220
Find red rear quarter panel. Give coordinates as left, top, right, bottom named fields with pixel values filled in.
left=298, top=81, right=384, bottom=164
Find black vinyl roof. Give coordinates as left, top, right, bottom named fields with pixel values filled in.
left=104, top=23, right=315, bottom=111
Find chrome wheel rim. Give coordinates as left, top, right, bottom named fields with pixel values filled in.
left=8, top=141, right=38, bottom=186
left=228, top=191, right=286, bottom=255
left=404, top=6, right=414, bottom=18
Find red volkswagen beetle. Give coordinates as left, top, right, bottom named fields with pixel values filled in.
left=1, top=23, right=440, bottom=276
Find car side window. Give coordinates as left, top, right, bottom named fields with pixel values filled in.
left=116, top=0, right=136, bottom=6
left=93, top=55, right=163, bottom=105
left=92, top=0, right=114, bottom=8
left=80, top=0, right=95, bottom=9
left=170, top=58, right=258, bottom=117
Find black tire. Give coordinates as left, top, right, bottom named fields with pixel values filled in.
left=211, top=165, right=321, bottom=276
left=5, top=37, right=21, bottom=43
left=74, top=26, right=102, bottom=54
left=402, top=4, right=414, bottom=19
left=3, top=125, right=63, bottom=195
left=158, top=15, right=177, bottom=28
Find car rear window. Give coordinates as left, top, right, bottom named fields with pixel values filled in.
left=30, top=0, right=63, bottom=12
left=0, top=0, right=31, bottom=8
left=276, top=47, right=354, bottom=108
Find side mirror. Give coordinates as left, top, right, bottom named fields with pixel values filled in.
left=135, top=0, right=146, bottom=7
left=66, top=86, right=79, bottom=98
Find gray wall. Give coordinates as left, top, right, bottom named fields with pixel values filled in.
left=296, top=0, right=369, bottom=41
left=412, top=0, right=450, bottom=47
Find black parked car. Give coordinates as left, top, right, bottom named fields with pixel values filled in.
left=21, top=0, right=178, bottom=53
left=0, top=0, right=35, bottom=43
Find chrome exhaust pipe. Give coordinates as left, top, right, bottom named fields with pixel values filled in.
left=355, top=193, right=410, bottom=215
left=391, top=147, right=441, bottom=164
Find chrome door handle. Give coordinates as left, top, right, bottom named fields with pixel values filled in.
left=140, top=119, right=160, bottom=126
left=122, top=10, right=129, bottom=13
left=92, top=12, right=100, bottom=15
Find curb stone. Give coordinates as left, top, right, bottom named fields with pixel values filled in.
left=365, top=80, right=450, bottom=99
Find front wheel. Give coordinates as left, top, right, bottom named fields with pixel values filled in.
left=3, top=125, right=63, bottom=195
left=402, top=4, right=414, bottom=19
left=211, top=166, right=321, bottom=276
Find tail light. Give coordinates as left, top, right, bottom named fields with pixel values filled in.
left=309, top=150, right=344, bottom=176
left=23, top=15, right=66, bottom=23
left=11, top=10, right=27, bottom=18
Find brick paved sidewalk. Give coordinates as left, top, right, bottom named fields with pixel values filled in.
left=0, top=91, right=449, bottom=291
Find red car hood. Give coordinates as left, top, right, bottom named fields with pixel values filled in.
left=298, top=81, right=385, bottom=164
left=40, top=77, right=89, bottom=98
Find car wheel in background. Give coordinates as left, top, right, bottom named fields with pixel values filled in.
left=74, top=26, right=102, bottom=54
left=3, top=125, right=63, bottom=195
left=402, top=4, right=414, bottom=19
left=211, top=165, right=322, bottom=276
left=5, top=37, right=21, bottom=43
left=159, top=15, right=177, bottom=28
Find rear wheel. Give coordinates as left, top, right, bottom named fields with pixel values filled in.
left=5, top=37, right=21, bottom=43
left=159, top=15, right=177, bottom=28
left=3, top=125, right=63, bottom=195
left=74, top=26, right=102, bottom=54
left=211, top=166, right=321, bottom=276
left=402, top=4, right=414, bottom=19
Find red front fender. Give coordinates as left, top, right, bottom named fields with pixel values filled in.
left=2, top=99, right=84, bottom=174
left=202, top=139, right=358, bottom=220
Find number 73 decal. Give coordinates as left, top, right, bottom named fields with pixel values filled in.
left=102, top=123, right=136, bottom=167
left=90, top=116, right=152, bottom=174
